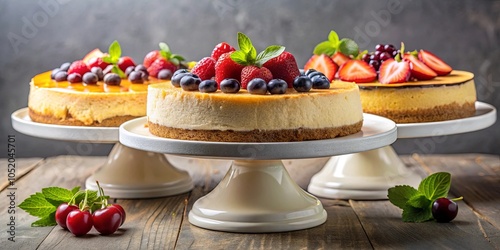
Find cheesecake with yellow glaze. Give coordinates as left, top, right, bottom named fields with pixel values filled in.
left=355, top=70, right=476, bottom=123
left=147, top=81, right=364, bottom=142
left=28, top=71, right=164, bottom=126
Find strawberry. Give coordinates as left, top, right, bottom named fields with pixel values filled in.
left=331, top=52, right=350, bottom=67
left=403, top=54, right=437, bottom=80
left=143, top=50, right=161, bottom=68
left=147, top=58, right=177, bottom=78
left=191, top=57, right=216, bottom=81
left=418, top=50, right=452, bottom=76
left=304, top=54, right=338, bottom=81
left=378, top=59, right=411, bottom=84
left=215, top=52, right=244, bottom=84
left=86, top=57, right=110, bottom=70
left=262, top=51, right=300, bottom=88
left=117, top=56, right=136, bottom=72
left=240, top=66, right=273, bottom=89
left=82, top=49, right=105, bottom=64
left=211, top=42, right=236, bottom=61
left=338, top=60, right=377, bottom=83
left=67, top=60, right=90, bottom=76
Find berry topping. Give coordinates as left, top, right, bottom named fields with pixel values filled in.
left=199, top=79, right=218, bottom=93
left=220, top=78, right=241, bottom=93
left=143, top=50, right=161, bottom=68
left=51, top=68, right=61, bottom=79
left=378, top=58, right=411, bottom=84
left=247, top=78, right=268, bottom=95
left=262, top=51, right=300, bottom=88
left=117, top=56, right=136, bottom=72
left=125, top=66, right=135, bottom=76
left=67, top=60, right=90, bottom=76
left=311, top=75, right=331, bottom=89
left=67, top=73, right=82, bottom=83
left=293, top=75, right=312, bottom=92
left=134, top=64, right=148, bottom=73
left=90, top=67, right=104, bottom=81
left=157, top=69, right=173, bottom=80
left=147, top=58, right=177, bottom=78
left=338, top=60, right=377, bottom=83
left=128, top=71, right=144, bottom=84
left=403, top=54, right=437, bottom=80
left=60, top=62, right=71, bottom=72
left=432, top=197, right=458, bottom=223
left=104, top=73, right=121, bottom=85
left=145, top=42, right=185, bottom=78
left=215, top=52, right=245, bottom=84
left=191, top=57, right=216, bottom=81
left=211, top=42, right=236, bottom=61
left=331, top=51, right=350, bottom=67
left=180, top=74, right=201, bottom=91
left=418, top=50, right=452, bottom=76
left=82, top=72, right=98, bottom=85
left=86, top=57, right=110, bottom=71
left=267, top=79, right=287, bottom=95
left=171, top=71, right=190, bottom=87
left=82, top=48, right=106, bottom=66
left=304, top=54, right=338, bottom=81
left=240, top=65, right=273, bottom=89
left=54, top=71, right=68, bottom=82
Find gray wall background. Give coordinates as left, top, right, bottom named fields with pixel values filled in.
left=1, top=0, right=499, bottom=157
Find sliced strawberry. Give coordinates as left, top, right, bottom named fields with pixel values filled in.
left=378, top=59, right=411, bottom=84
left=86, top=57, right=110, bottom=70
left=211, top=42, right=236, bottom=61
left=82, top=49, right=105, bottom=65
left=67, top=60, right=90, bottom=76
left=118, top=56, right=136, bottom=72
left=262, top=51, right=300, bottom=88
left=331, top=52, right=350, bottom=67
left=240, top=66, right=273, bottom=89
left=418, top=50, right=452, bottom=76
left=304, top=54, right=338, bottom=81
left=215, top=52, right=244, bottom=84
left=143, top=50, right=161, bottom=68
left=147, top=58, right=177, bottom=78
left=191, top=57, right=216, bottom=81
left=403, top=54, right=437, bottom=80
left=338, top=60, right=377, bottom=83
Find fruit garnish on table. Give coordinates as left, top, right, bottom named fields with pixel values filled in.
left=388, top=172, right=463, bottom=223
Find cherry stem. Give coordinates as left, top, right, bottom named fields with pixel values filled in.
left=95, top=181, right=108, bottom=208
left=451, top=196, right=463, bottom=201
left=79, top=189, right=90, bottom=211
left=68, top=190, right=85, bottom=206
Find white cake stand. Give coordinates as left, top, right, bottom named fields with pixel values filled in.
left=11, top=108, right=193, bottom=198
left=308, top=102, right=497, bottom=200
left=119, top=113, right=397, bottom=233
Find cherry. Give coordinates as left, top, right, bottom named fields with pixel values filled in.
left=55, top=203, right=79, bottom=229
left=432, top=197, right=458, bottom=222
left=66, top=210, right=93, bottom=236
left=92, top=206, right=122, bottom=235
left=111, top=204, right=126, bottom=226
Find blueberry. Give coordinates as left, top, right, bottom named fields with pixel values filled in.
left=128, top=71, right=144, bottom=84
left=267, top=79, right=287, bottom=95
left=82, top=72, right=98, bottom=85
left=134, top=64, right=147, bottom=73
left=220, top=78, right=240, bottom=93
left=104, top=73, right=121, bottom=85
left=199, top=79, right=218, bottom=93
left=157, top=69, right=173, bottom=80
left=180, top=75, right=201, bottom=91
left=60, top=62, right=71, bottom=72
left=54, top=71, right=68, bottom=82
left=173, top=69, right=189, bottom=77
left=171, top=72, right=189, bottom=87
left=311, top=76, right=330, bottom=89
left=67, top=73, right=82, bottom=83
left=293, top=76, right=312, bottom=92
left=307, top=71, right=325, bottom=80
left=299, top=69, right=305, bottom=75
left=305, top=69, right=318, bottom=76
left=247, top=78, right=268, bottom=95
left=139, top=70, right=149, bottom=81
left=91, top=67, right=104, bottom=81
left=51, top=68, right=62, bottom=79
left=125, top=66, right=135, bottom=77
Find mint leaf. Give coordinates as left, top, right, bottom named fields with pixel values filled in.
left=108, top=40, right=121, bottom=61
left=159, top=42, right=171, bottom=53
left=31, top=212, right=56, bottom=227
left=111, top=65, right=126, bottom=78
left=255, top=45, right=285, bottom=66
left=338, top=38, right=359, bottom=57
left=19, top=192, right=57, bottom=218
left=42, top=187, right=74, bottom=203
left=407, top=194, right=431, bottom=208
left=71, top=186, right=81, bottom=195
left=328, top=30, right=339, bottom=45
left=388, top=185, right=418, bottom=209
left=402, top=205, right=433, bottom=222
left=230, top=50, right=249, bottom=65
left=237, top=32, right=253, bottom=53
left=313, top=41, right=336, bottom=56
left=418, top=172, right=451, bottom=201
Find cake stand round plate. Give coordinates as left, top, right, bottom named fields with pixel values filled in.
left=119, top=113, right=396, bottom=233
left=308, top=101, right=497, bottom=200
left=11, top=108, right=193, bottom=198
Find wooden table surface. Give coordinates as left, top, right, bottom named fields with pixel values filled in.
left=1, top=154, right=499, bottom=250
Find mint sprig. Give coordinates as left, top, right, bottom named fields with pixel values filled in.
left=230, top=32, right=285, bottom=67
left=388, top=172, right=461, bottom=222
left=101, top=40, right=126, bottom=78
left=313, top=30, right=359, bottom=57
left=159, top=42, right=185, bottom=66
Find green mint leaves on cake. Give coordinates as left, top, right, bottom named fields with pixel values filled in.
left=230, top=32, right=285, bottom=67
left=388, top=172, right=462, bottom=223
left=313, top=30, right=359, bottom=57
left=102, top=40, right=126, bottom=78
left=159, top=42, right=185, bottom=66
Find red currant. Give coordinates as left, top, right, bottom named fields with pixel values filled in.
left=92, top=206, right=122, bottom=235
left=55, top=203, right=79, bottom=229
left=111, top=204, right=126, bottom=226
left=66, top=210, right=93, bottom=236
left=432, top=197, right=458, bottom=222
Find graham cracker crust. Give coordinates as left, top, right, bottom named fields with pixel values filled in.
left=367, top=102, right=476, bottom=123
left=29, top=108, right=138, bottom=127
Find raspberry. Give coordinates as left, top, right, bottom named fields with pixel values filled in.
left=191, top=57, right=216, bottom=81
left=67, top=60, right=90, bottom=76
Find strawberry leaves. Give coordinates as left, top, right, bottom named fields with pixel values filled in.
left=230, top=32, right=285, bottom=67
left=313, top=30, right=359, bottom=57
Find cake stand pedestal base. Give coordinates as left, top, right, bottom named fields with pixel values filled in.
left=308, top=146, right=421, bottom=200
left=86, top=143, right=193, bottom=198
left=189, top=159, right=327, bottom=233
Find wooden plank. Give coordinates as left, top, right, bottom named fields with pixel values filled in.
left=0, top=156, right=105, bottom=249
left=0, top=158, right=43, bottom=191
